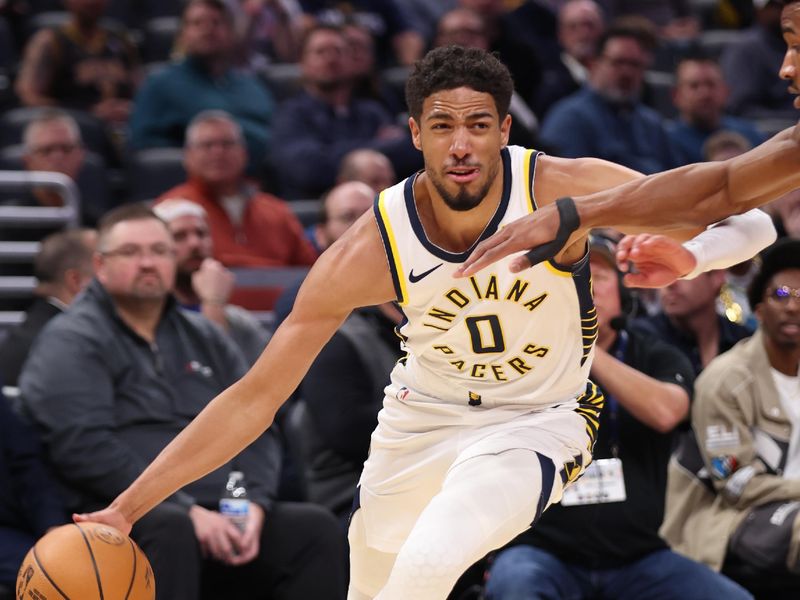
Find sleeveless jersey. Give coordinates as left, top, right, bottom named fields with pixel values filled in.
left=373, top=146, right=597, bottom=410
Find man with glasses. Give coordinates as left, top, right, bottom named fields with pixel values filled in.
left=18, top=203, right=346, bottom=600
left=661, top=237, right=800, bottom=586
left=156, top=109, right=318, bottom=311
left=540, top=20, right=680, bottom=174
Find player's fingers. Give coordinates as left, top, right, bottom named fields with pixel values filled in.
left=622, top=272, right=656, bottom=288
left=509, top=254, right=532, bottom=273
left=457, top=238, right=512, bottom=277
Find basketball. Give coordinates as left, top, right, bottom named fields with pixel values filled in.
left=15, top=522, right=155, bottom=600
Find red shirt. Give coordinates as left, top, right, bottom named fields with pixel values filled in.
left=156, top=179, right=318, bottom=310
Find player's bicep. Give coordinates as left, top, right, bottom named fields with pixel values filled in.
left=290, top=214, right=396, bottom=325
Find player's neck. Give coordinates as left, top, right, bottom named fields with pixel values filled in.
left=414, top=172, right=504, bottom=254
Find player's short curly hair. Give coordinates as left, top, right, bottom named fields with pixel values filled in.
left=404, top=46, right=514, bottom=122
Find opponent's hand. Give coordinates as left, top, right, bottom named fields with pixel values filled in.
left=455, top=201, right=566, bottom=277
left=616, top=233, right=697, bottom=288
left=73, top=506, right=132, bottom=536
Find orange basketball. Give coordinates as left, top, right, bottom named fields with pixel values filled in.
left=15, top=522, right=155, bottom=600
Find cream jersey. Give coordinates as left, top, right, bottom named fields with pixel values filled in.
left=373, top=146, right=598, bottom=410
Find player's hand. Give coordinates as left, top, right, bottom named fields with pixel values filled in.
left=188, top=505, right=243, bottom=564
left=455, top=202, right=569, bottom=277
left=227, top=503, right=264, bottom=566
left=616, top=233, right=697, bottom=288
left=73, top=506, right=132, bottom=536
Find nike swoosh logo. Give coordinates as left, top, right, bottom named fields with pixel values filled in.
left=408, top=263, right=443, bottom=283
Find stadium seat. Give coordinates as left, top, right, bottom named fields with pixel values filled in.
left=258, top=63, right=303, bottom=102
left=126, top=147, right=186, bottom=202
left=141, top=16, right=180, bottom=64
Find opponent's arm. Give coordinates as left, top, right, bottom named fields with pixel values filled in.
left=76, top=214, right=396, bottom=531
left=616, top=208, right=777, bottom=288
left=458, top=127, right=800, bottom=275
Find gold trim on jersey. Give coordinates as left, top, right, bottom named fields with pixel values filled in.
left=574, top=380, right=605, bottom=451
left=544, top=261, right=573, bottom=277
left=524, top=148, right=536, bottom=214
left=377, top=191, right=409, bottom=306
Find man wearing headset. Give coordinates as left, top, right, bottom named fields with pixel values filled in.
left=484, top=234, right=751, bottom=600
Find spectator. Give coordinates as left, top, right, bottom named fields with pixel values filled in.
left=14, top=0, right=141, bottom=127
left=669, top=55, right=764, bottom=164
left=702, top=129, right=753, bottom=161
left=601, top=0, right=699, bottom=40
left=720, top=0, right=796, bottom=119
left=769, top=189, right=800, bottom=239
left=458, top=0, right=551, bottom=114
left=342, top=19, right=405, bottom=116
left=484, top=234, right=751, bottom=600
left=275, top=180, right=401, bottom=522
left=0, top=228, right=96, bottom=387
left=540, top=21, right=681, bottom=173
left=336, top=148, right=396, bottom=193
left=635, top=269, right=753, bottom=375
left=156, top=110, right=317, bottom=310
left=661, top=238, right=800, bottom=586
left=129, top=0, right=275, bottom=171
left=0, top=388, right=68, bottom=594
left=224, top=0, right=304, bottom=68
left=19, top=203, right=346, bottom=600
left=431, top=6, right=541, bottom=148
left=536, top=0, right=606, bottom=117
left=153, top=198, right=270, bottom=366
left=269, top=24, right=419, bottom=199
left=274, top=180, right=375, bottom=323
left=299, top=0, right=425, bottom=67
left=0, top=110, right=113, bottom=232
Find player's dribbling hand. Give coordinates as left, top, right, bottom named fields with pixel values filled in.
left=455, top=203, right=565, bottom=277
left=73, top=506, right=132, bottom=536
left=616, top=233, right=697, bottom=288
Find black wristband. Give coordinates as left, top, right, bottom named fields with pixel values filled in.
left=523, top=196, right=581, bottom=267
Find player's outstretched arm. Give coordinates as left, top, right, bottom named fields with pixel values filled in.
left=458, top=125, right=800, bottom=276
left=74, top=214, right=396, bottom=532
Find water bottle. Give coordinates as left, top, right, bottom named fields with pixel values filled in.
left=219, top=470, right=249, bottom=532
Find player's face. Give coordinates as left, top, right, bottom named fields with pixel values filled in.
left=755, top=269, right=800, bottom=348
left=96, top=219, right=176, bottom=301
left=410, top=87, right=511, bottom=212
left=168, top=214, right=212, bottom=275
left=780, top=4, right=800, bottom=109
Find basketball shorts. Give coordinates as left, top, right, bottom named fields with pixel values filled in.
left=355, top=381, right=599, bottom=553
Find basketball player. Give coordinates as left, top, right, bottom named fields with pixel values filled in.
left=457, top=0, right=800, bottom=282
left=76, top=46, right=793, bottom=600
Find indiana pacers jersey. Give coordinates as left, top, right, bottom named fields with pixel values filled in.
left=373, top=145, right=597, bottom=410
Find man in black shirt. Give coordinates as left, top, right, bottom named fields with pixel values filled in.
left=484, top=234, right=751, bottom=600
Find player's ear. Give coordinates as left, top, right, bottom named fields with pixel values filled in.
left=409, top=116, right=422, bottom=151
left=500, top=114, right=512, bottom=148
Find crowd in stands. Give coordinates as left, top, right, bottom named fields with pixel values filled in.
left=1, top=1, right=800, bottom=599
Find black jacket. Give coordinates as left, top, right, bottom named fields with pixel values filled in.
left=20, top=280, right=282, bottom=513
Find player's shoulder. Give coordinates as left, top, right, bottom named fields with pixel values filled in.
left=535, top=155, right=643, bottom=203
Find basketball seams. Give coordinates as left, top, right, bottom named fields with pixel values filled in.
left=32, top=545, right=72, bottom=600
left=124, top=537, right=137, bottom=600
left=74, top=523, right=105, bottom=600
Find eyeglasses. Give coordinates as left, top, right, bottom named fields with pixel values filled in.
left=188, top=138, right=240, bottom=152
left=101, top=244, right=176, bottom=261
left=767, top=285, right=800, bottom=304
left=29, top=142, right=81, bottom=157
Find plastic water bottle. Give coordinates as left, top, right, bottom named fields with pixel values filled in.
left=219, top=471, right=249, bottom=532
